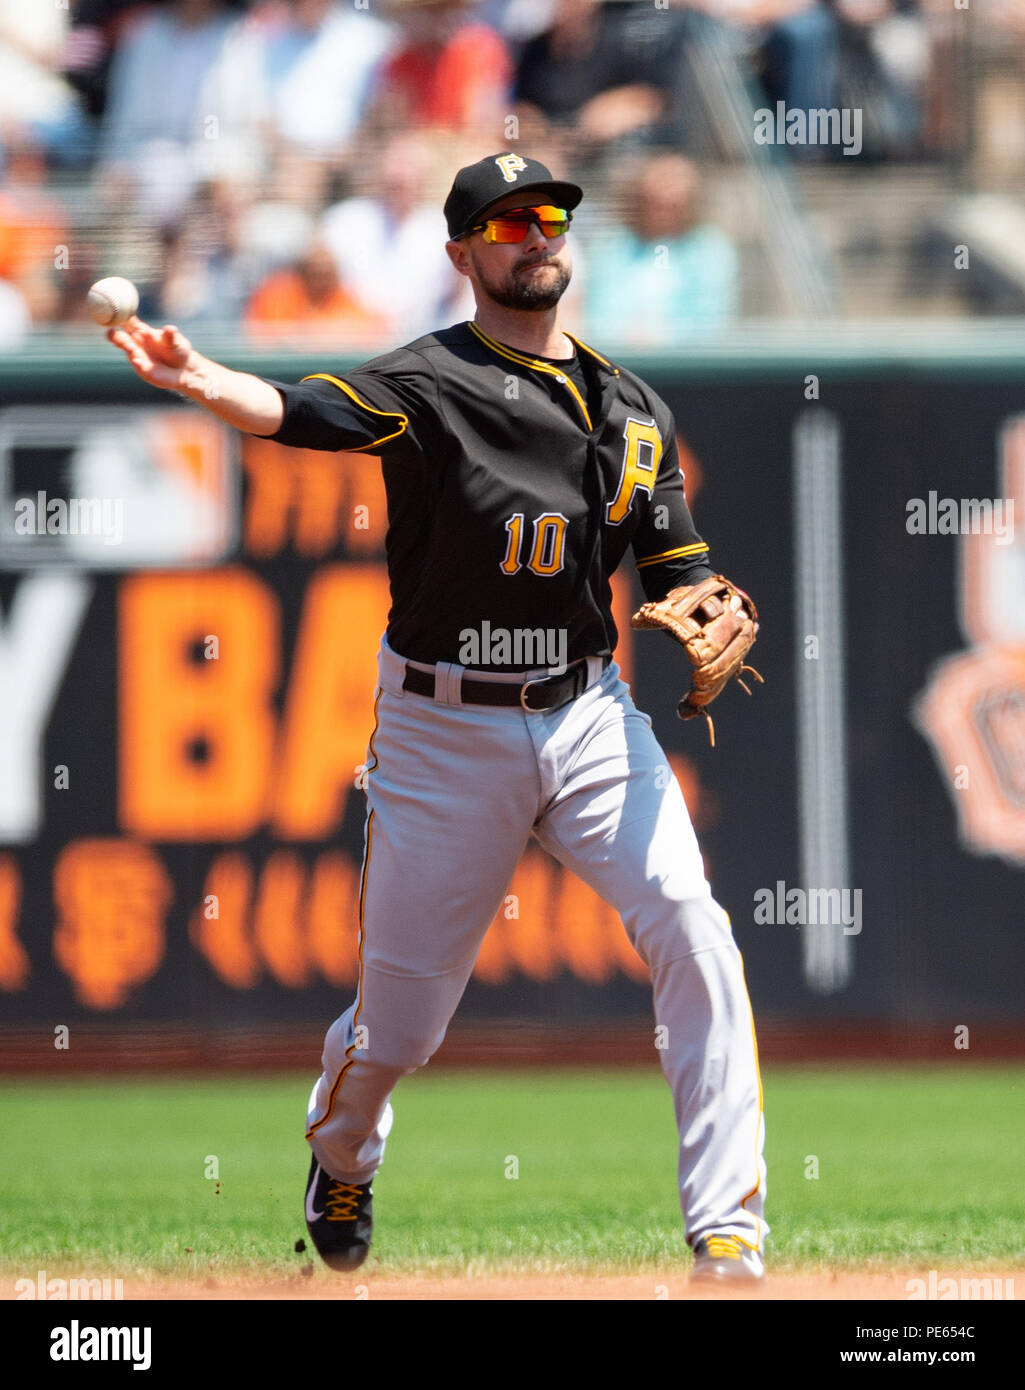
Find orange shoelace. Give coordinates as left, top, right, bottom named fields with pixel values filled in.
left=703, top=1236, right=744, bottom=1260
left=326, top=1181, right=365, bottom=1222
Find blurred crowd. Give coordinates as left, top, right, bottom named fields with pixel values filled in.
left=0, top=0, right=1013, bottom=349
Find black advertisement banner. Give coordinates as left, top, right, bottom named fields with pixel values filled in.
left=1, top=347, right=1022, bottom=1028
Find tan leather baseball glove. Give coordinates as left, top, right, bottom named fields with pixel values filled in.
left=631, top=574, right=763, bottom=745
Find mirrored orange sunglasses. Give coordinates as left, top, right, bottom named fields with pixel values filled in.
left=465, top=206, right=573, bottom=243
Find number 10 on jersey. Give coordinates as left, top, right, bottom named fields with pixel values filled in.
left=501, top=512, right=570, bottom=576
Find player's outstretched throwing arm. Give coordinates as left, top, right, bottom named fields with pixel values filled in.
left=107, top=319, right=287, bottom=437
left=106, top=317, right=424, bottom=456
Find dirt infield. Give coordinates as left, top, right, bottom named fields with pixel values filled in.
left=106, top=1268, right=1023, bottom=1301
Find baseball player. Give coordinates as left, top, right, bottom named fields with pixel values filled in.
left=108, top=153, right=767, bottom=1285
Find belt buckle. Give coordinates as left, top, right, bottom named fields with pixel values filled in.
left=519, top=675, right=544, bottom=711
left=519, top=660, right=586, bottom=712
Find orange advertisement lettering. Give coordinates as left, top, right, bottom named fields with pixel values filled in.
left=119, top=569, right=279, bottom=839
left=189, top=848, right=361, bottom=989
left=252, top=851, right=309, bottom=988
left=272, top=564, right=390, bottom=839
left=188, top=852, right=258, bottom=989
left=307, top=851, right=360, bottom=985
left=242, top=441, right=388, bottom=558
left=0, top=854, right=27, bottom=991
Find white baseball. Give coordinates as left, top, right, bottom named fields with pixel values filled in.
left=88, top=277, right=140, bottom=328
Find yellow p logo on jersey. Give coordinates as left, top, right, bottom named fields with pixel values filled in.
left=495, top=154, right=528, bottom=183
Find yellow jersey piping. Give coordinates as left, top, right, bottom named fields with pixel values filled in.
left=467, top=321, right=593, bottom=431
left=635, top=542, right=710, bottom=570
left=363, top=685, right=382, bottom=777
left=300, top=373, right=408, bottom=452
left=564, top=331, right=619, bottom=374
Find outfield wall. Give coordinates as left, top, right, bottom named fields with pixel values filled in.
left=1, top=325, right=1023, bottom=1036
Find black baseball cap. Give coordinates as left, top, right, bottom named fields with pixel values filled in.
left=444, top=153, right=583, bottom=240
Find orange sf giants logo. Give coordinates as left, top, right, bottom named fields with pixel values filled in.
left=53, top=839, right=172, bottom=1008
left=913, top=418, right=1025, bottom=864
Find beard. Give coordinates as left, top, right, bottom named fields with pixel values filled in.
left=476, top=255, right=571, bottom=311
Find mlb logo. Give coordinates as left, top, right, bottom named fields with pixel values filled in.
left=0, top=406, right=237, bottom=570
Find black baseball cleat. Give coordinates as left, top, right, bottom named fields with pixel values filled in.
left=691, top=1234, right=765, bottom=1285
left=304, top=1155, right=374, bottom=1271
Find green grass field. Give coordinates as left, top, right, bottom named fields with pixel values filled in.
left=1, top=1066, right=1022, bottom=1279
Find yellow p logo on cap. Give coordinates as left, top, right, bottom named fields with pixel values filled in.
left=495, top=154, right=528, bottom=183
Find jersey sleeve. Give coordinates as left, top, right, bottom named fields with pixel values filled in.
left=631, top=429, right=714, bottom=600
left=262, top=346, right=439, bottom=459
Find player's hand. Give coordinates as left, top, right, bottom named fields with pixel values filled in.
left=106, top=318, right=198, bottom=392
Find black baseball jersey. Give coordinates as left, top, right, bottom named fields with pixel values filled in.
left=264, top=320, right=713, bottom=670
